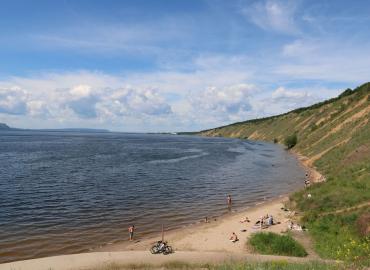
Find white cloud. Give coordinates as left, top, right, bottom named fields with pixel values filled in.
left=0, top=51, right=356, bottom=131
left=253, top=86, right=322, bottom=116
left=69, top=85, right=92, bottom=98
left=272, top=86, right=310, bottom=100
left=188, top=83, right=256, bottom=123
left=242, top=0, right=299, bottom=34
left=99, top=87, right=172, bottom=117
left=0, top=77, right=174, bottom=126
left=277, top=38, right=370, bottom=83
left=0, top=87, right=28, bottom=115
left=27, top=100, right=50, bottom=117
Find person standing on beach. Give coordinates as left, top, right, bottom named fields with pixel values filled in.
left=227, top=195, right=232, bottom=207
left=128, top=225, right=135, bottom=241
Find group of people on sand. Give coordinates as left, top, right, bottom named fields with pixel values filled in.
left=253, top=214, right=275, bottom=229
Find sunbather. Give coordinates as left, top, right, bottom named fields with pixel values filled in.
left=240, top=217, right=250, bottom=223
left=229, top=232, right=239, bottom=242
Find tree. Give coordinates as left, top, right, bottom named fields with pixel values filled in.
left=284, top=134, right=297, bottom=149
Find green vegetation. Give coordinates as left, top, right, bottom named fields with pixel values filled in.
left=248, top=232, right=307, bottom=257
left=284, top=134, right=297, bottom=149
left=198, top=82, right=370, bottom=266
left=212, top=261, right=342, bottom=270
left=88, top=261, right=343, bottom=270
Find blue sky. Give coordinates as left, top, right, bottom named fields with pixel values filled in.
left=0, top=0, right=369, bottom=132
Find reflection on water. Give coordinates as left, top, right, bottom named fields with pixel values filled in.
left=0, top=131, right=305, bottom=263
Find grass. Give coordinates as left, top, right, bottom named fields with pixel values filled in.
left=87, top=261, right=344, bottom=270
left=213, top=261, right=343, bottom=270
left=248, top=232, right=307, bottom=257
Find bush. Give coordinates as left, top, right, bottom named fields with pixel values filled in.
left=284, top=134, right=297, bottom=149
left=248, top=232, right=307, bottom=257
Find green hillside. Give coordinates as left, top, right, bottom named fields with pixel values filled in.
left=199, top=83, right=370, bottom=265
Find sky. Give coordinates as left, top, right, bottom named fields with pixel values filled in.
left=0, top=0, right=369, bottom=132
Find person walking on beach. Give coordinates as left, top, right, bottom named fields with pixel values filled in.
left=128, top=225, right=135, bottom=241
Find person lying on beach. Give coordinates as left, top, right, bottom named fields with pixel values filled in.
left=240, top=217, right=250, bottom=223
left=229, top=232, right=239, bottom=242
left=251, top=218, right=266, bottom=229
left=288, top=221, right=303, bottom=231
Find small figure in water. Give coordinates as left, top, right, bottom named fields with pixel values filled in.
left=128, top=225, right=135, bottom=241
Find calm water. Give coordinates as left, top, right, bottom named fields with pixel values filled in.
left=0, top=131, right=305, bottom=263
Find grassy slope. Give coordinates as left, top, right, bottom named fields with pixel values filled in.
left=199, top=83, right=370, bottom=264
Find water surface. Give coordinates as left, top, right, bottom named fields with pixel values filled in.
left=0, top=131, right=305, bottom=263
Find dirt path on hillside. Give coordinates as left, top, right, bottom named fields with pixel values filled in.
left=319, top=201, right=370, bottom=217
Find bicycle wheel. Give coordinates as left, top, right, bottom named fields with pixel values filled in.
left=163, top=246, right=173, bottom=255
left=150, top=246, right=159, bottom=254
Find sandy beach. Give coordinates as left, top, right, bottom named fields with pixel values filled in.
left=0, top=196, right=314, bottom=270
left=0, top=154, right=322, bottom=270
left=100, top=196, right=291, bottom=254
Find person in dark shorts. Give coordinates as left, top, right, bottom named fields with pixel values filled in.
left=128, top=225, right=135, bottom=241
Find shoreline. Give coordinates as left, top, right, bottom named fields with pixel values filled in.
left=97, top=150, right=320, bottom=254
left=0, top=152, right=323, bottom=270
left=291, top=150, right=326, bottom=184
left=98, top=194, right=290, bottom=253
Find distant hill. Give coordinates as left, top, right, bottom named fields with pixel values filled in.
left=198, top=82, right=370, bottom=263
left=0, top=123, right=11, bottom=130
left=0, top=123, right=109, bottom=133
left=37, top=128, right=110, bottom=133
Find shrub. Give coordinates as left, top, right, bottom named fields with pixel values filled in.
left=248, top=232, right=307, bottom=257
left=284, top=134, right=298, bottom=149
left=309, top=123, right=318, bottom=132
